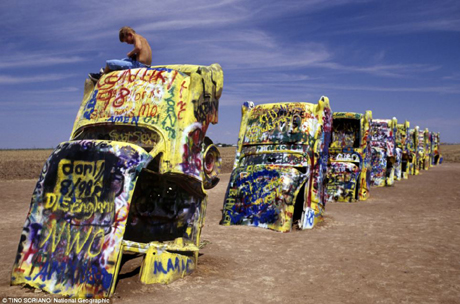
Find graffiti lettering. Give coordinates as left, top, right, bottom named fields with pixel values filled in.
left=161, top=90, right=177, bottom=139
left=38, top=219, right=105, bottom=257
left=108, top=130, right=158, bottom=146
left=57, top=160, right=104, bottom=198
left=33, top=256, right=112, bottom=290
left=107, top=115, right=140, bottom=125
left=334, top=153, right=360, bottom=162
left=153, top=257, right=193, bottom=275
left=137, top=104, right=158, bottom=118
left=83, top=90, right=98, bottom=120
left=44, top=193, right=114, bottom=216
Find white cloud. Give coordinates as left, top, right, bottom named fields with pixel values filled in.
left=0, top=54, right=85, bottom=69
left=313, top=62, right=441, bottom=78
left=443, top=73, right=460, bottom=81
left=298, top=82, right=460, bottom=94
left=0, top=74, right=76, bottom=84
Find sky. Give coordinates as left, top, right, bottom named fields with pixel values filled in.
left=0, top=0, right=459, bottom=149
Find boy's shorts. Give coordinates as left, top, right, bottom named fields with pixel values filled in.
left=106, top=58, right=147, bottom=71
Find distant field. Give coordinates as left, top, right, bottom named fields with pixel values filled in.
left=0, top=147, right=236, bottom=180
left=0, top=149, right=53, bottom=180
left=218, top=146, right=236, bottom=173
left=440, top=144, right=460, bottom=163
left=1, top=145, right=458, bottom=180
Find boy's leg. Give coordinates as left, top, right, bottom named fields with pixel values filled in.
left=89, top=58, right=140, bottom=83
left=106, top=58, right=135, bottom=72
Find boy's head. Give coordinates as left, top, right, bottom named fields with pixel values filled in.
left=119, top=26, right=136, bottom=43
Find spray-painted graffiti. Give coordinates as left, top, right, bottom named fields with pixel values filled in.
left=139, top=245, right=196, bottom=284
left=394, top=148, right=402, bottom=180
left=222, top=165, right=307, bottom=232
left=416, top=128, right=428, bottom=171
left=221, top=97, right=332, bottom=232
left=395, top=121, right=411, bottom=179
left=12, top=64, right=224, bottom=298
left=424, top=129, right=433, bottom=170
left=408, top=128, right=420, bottom=175
left=370, top=118, right=397, bottom=187
left=371, top=147, right=387, bottom=186
left=326, top=111, right=372, bottom=202
left=11, top=141, right=152, bottom=298
left=326, top=162, right=360, bottom=202
left=431, top=132, right=442, bottom=165
left=242, top=103, right=320, bottom=145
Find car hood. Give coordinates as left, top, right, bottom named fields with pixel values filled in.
left=11, top=140, right=152, bottom=298
left=222, top=164, right=308, bottom=232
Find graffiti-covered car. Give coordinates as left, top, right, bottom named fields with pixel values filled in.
left=370, top=118, right=398, bottom=187
left=408, top=127, right=420, bottom=175
left=424, top=128, right=433, bottom=170
left=11, top=64, right=224, bottom=298
left=426, top=130, right=442, bottom=167
left=220, top=97, right=332, bottom=232
left=326, top=111, right=372, bottom=202
left=416, top=127, right=429, bottom=171
left=431, top=132, right=442, bottom=165
left=395, top=120, right=411, bottom=180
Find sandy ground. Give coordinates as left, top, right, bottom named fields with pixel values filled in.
left=1, top=164, right=460, bottom=303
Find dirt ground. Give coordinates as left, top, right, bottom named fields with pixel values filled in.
left=1, top=151, right=460, bottom=303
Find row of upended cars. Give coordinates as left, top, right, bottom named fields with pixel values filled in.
left=10, top=64, right=442, bottom=298
left=221, top=96, right=443, bottom=233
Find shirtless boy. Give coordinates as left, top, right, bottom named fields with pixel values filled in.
left=89, top=26, right=152, bottom=82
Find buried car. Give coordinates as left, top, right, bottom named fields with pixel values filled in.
left=426, top=130, right=442, bottom=167
left=11, top=64, right=223, bottom=298
left=416, top=127, right=429, bottom=172
left=431, top=132, right=442, bottom=165
left=370, top=118, right=398, bottom=187
left=326, top=111, right=372, bottom=202
left=220, top=97, right=332, bottom=232
left=395, top=120, right=411, bottom=180
left=408, top=127, right=420, bottom=175
left=424, top=128, right=433, bottom=170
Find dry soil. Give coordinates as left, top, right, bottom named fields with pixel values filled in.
left=0, top=149, right=459, bottom=303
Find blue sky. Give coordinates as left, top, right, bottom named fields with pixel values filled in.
left=1, top=0, right=459, bottom=148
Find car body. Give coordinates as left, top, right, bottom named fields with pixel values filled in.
left=426, top=130, right=442, bottom=167
left=424, top=128, right=433, bottom=170
left=395, top=121, right=411, bottom=180
left=11, top=64, right=224, bottom=298
left=407, top=127, right=418, bottom=176
left=220, top=97, right=332, bottom=232
left=416, top=127, right=429, bottom=172
left=370, top=118, right=398, bottom=187
left=326, top=111, right=372, bottom=202
left=431, top=132, right=442, bottom=165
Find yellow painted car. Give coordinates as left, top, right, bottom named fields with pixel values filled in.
left=326, top=111, right=372, bottom=202
left=221, top=97, right=332, bottom=232
left=370, top=118, right=398, bottom=187
left=395, top=120, right=411, bottom=180
left=416, top=127, right=428, bottom=171
left=424, top=128, right=432, bottom=170
left=11, top=64, right=223, bottom=298
left=431, top=132, right=442, bottom=165
left=407, top=127, right=418, bottom=175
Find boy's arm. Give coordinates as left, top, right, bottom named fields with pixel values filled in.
left=127, top=35, right=142, bottom=58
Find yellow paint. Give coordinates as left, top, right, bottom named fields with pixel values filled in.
left=328, top=111, right=372, bottom=202
left=12, top=64, right=223, bottom=298
left=396, top=120, right=412, bottom=179
left=73, top=64, right=223, bottom=181
left=223, top=97, right=332, bottom=231
left=140, top=246, right=196, bottom=284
